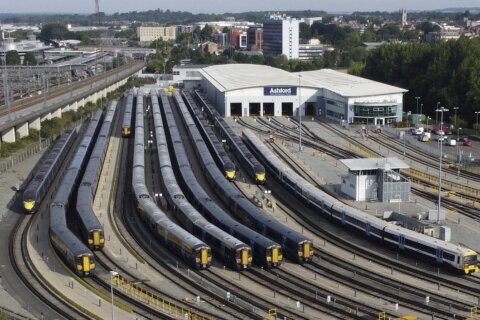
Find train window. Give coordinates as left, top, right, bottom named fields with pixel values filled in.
left=442, top=251, right=455, bottom=261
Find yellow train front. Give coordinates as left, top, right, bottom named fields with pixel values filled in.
left=462, top=251, right=478, bottom=274
left=224, top=162, right=236, bottom=181
left=298, top=240, right=314, bottom=262
left=76, top=253, right=95, bottom=276
left=254, top=165, right=266, bottom=184
left=194, top=245, right=212, bottom=269
left=88, top=229, right=105, bottom=250
left=23, top=199, right=37, bottom=213
left=122, top=126, right=131, bottom=137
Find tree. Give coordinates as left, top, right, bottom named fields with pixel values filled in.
left=23, top=52, right=37, bottom=66
left=40, top=23, right=72, bottom=40
left=6, top=50, right=20, bottom=65
left=200, top=24, right=213, bottom=42
left=299, top=22, right=312, bottom=40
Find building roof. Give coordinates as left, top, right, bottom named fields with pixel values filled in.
left=198, top=64, right=407, bottom=97
left=201, top=64, right=298, bottom=92
left=296, top=69, right=408, bottom=97
left=340, top=157, right=409, bottom=171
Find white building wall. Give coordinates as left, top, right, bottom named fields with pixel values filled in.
left=282, top=19, right=299, bottom=59
left=348, top=93, right=404, bottom=123
left=341, top=173, right=377, bottom=201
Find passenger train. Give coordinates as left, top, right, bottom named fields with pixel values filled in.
left=243, top=129, right=479, bottom=274
left=22, top=128, right=77, bottom=213
left=194, top=90, right=265, bottom=184
left=170, top=90, right=283, bottom=267
left=76, top=101, right=117, bottom=250
left=176, top=90, right=313, bottom=264
left=49, top=110, right=103, bottom=277
left=151, top=90, right=252, bottom=270
left=182, top=91, right=236, bottom=181
left=132, top=90, right=212, bottom=269
left=121, top=89, right=134, bottom=137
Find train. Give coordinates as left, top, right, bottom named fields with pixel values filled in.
left=75, top=101, right=117, bottom=250
left=182, top=91, right=236, bottom=181
left=194, top=90, right=265, bottom=184
left=49, top=110, right=103, bottom=277
left=170, top=90, right=283, bottom=268
left=151, top=90, right=252, bottom=270
left=175, top=90, right=312, bottom=264
left=22, top=129, right=77, bottom=213
left=243, top=129, right=479, bottom=275
left=132, top=90, right=212, bottom=269
left=121, top=89, right=134, bottom=137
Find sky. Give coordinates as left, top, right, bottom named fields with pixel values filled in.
left=2, top=0, right=479, bottom=14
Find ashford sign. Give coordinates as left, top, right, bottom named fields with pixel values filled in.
left=264, top=86, right=297, bottom=96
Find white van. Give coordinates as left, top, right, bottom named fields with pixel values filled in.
left=414, top=127, right=424, bottom=135
left=447, top=139, right=457, bottom=146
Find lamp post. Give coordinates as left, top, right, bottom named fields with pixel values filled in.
left=457, top=127, right=462, bottom=177
left=298, top=74, right=302, bottom=152
left=415, top=97, right=420, bottom=125
left=453, top=106, right=458, bottom=130
left=475, top=111, right=480, bottom=135
left=435, top=102, right=440, bottom=127
left=407, top=111, right=411, bottom=128
left=435, top=106, right=449, bottom=223
left=426, top=116, right=431, bottom=129
left=110, top=271, right=118, bottom=320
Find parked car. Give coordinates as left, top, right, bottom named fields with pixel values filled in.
left=463, top=139, right=473, bottom=147
left=432, top=128, right=444, bottom=135
left=418, top=132, right=430, bottom=142
left=436, top=135, right=448, bottom=142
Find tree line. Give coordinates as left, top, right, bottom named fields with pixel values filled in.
left=362, top=38, right=480, bottom=128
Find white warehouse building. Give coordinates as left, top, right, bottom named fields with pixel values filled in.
left=172, top=64, right=407, bottom=125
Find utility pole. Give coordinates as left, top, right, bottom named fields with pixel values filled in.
left=436, top=106, right=448, bottom=224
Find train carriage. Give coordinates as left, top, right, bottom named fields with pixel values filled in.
left=243, top=128, right=479, bottom=274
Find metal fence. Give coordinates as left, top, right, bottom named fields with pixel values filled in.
left=0, top=306, right=36, bottom=320
left=0, top=138, right=52, bottom=174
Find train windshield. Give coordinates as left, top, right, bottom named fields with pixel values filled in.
left=23, top=190, right=35, bottom=201
left=464, top=254, right=478, bottom=265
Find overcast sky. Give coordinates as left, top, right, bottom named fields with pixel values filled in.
left=2, top=0, right=479, bottom=14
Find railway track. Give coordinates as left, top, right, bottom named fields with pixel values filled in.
left=235, top=118, right=480, bottom=304
left=10, top=212, right=92, bottom=319
left=0, top=61, right=144, bottom=118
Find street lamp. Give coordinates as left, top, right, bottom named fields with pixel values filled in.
left=435, top=106, right=448, bottom=224
left=457, top=127, right=462, bottom=178
left=298, top=74, right=302, bottom=152
left=415, top=97, right=420, bottom=125
left=407, top=111, right=411, bottom=128
left=435, top=102, right=440, bottom=127
left=426, top=116, right=431, bottom=128
left=475, top=111, right=480, bottom=135
left=110, top=271, right=118, bottom=320
left=453, top=106, right=459, bottom=130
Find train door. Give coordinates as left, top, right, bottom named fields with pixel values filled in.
left=341, top=211, right=346, bottom=225
left=398, top=235, right=405, bottom=250
left=262, top=223, right=267, bottom=235
left=201, top=248, right=208, bottom=266
left=436, top=247, right=443, bottom=263
left=241, top=248, right=249, bottom=266
left=281, top=235, right=287, bottom=249
left=272, top=247, right=279, bottom=264
left=365, top=222, right=371, bottom=237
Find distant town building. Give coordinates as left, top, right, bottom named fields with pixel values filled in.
left=230, top=29, right=248, bottom=49
left=400, top=8, right=407, bottom=27
left=299, top=17, right=323, bottom=26
left=214, top=33, right=228, bottom=47
left=263, top=15, right=299, bottom=59
left=298, top=38, right=324, bottom=61
left=136, top=26, right=177, bottom=43
left=247, top=26, right=263, bottom=51
left=200, top=41, right=219, bottom=55
left=177, top=25, right=194, bottom=34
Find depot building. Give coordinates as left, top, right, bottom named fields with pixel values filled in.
left=172, top=64, right=407, bottom=125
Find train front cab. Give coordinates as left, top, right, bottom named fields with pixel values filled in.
left=23, top=199, right=36, bottom=213
left=254, top=165, right=266, bottom=184
left=88, top=229, right=105, bottom=250
left=463, top=252, right=478, bottom=274
left=224, top=163, right=236, bottom=181
left=76, top=254, right=95, bottom=276
left=299, top=240, right=314, bottom=262
left=196, top=246, right=212, bottom=269
left=267, top=245, right=283, bottom=267
left=122, top=127, right=131, bottom=137
left=236, top=247, right=252, bottom=269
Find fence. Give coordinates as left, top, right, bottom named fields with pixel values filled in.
left=0, top=138, right=52, bottom=174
